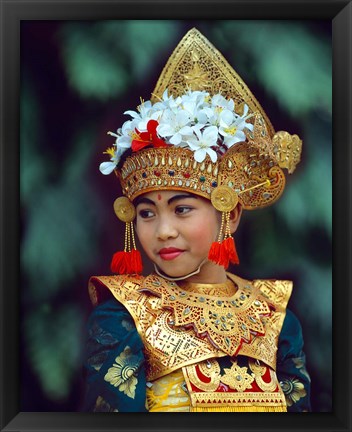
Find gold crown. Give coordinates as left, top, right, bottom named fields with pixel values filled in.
left=114, top=28, right=302, bottom=210
left=151, top=28, right=274, bottom=136
left=117, top=141, right=285, bottom=210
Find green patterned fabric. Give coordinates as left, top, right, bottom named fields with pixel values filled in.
left=82, top=299, right=147, bottom=412
left=82, top=299, right=311, bottom=412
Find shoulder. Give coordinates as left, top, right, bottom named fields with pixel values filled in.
left=279, top=309, right=304, bottom=343
left=86, top=297, right=137, bottom=334
left=252, top=279, right=293, bottom=310
left=227, top=272, right=293, bottom=310
left=88, top=274, right=146, bottom=306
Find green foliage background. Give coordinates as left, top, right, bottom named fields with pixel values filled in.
left=20, top=20, right=332, bottom=411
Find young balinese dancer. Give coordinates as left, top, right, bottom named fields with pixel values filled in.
left=83, top=28, right=311, bottom=412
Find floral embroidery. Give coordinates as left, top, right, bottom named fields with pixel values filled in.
left=89, top=321, right=118, bottom=345
left=280, top=378, right=307, bottom=407
left=87, top=351, right=110, bottom=371
left=293, top=356, right=311, bottom=382
left=104, top=346, right=140, bottom=399
left=94, top=396, right=119, bottom=412
left=121, top=319, right=134, bottom=332
left=87, top=322, right=119, bottom=371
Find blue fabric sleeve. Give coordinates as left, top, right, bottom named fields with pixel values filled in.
left=277, top=309, right=311, bottom=412
left=82, top=298, right=147, bottom=412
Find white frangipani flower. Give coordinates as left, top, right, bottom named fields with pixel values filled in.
left=137, top=110, right=163, bottom=131
left=197, top=103, right=233, bottom=129
left=219, top=104, right=254, bottom=148
left=157, top=109, right=193, bottom=145
left=110, top=119, right=139, bottom=149
left=100, top=91, right=256, bottom=174
left=187, top=125, right=219, bottom=163
left=211, top=94, right=235, bottom=112
left=99, top=145, right=126, bottom=175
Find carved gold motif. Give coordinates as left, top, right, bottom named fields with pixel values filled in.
left=113, top=196, right=136, bottom=222
left=88, top=273, right=292, bottom=382
left=211, top=185, right=239, bottom=212
left=272, top=131, right=302, bottom=174
left=151, top=28, right=275, bottom=137
left=222, top=361, right=255, bottom=392
left=249, top=358, right=278, bottom=392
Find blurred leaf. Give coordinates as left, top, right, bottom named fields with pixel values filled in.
left=215, top=21, right=332, bottom=117
left=294, top=260, right=332, bottom=327
left=276, top=122, right=332, bottom=237
left=20, top=75, right=50, bottom=205
left=58, top=21, right=179, bottom=101
left=258, top=26, right=331, bottom=117
left=25, top=304, right=84, bottom=400
left=123, top=21, right=178, bottom=82
left=291, top=260, right=332, bottom=394
left=59, top=23, right=129, bottom=100
left=21, top=132, right=103, bottom=300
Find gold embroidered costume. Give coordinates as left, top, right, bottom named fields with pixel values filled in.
left=83, top=28, right=311, bottom=413
left=88, top=273, right=292, bottom=412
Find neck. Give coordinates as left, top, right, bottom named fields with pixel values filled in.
left=154, top=260, right=229, bottom=284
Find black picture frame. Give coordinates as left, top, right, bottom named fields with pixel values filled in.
left=1, top=1, right=350, bottom=431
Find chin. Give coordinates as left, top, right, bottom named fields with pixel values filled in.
left=156, top=261, right=196, bottom=278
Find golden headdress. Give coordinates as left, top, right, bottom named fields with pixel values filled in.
left=100, top=28, right=302, bottom=274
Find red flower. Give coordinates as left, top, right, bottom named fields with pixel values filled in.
left=131, top=120, right=168, bottom=152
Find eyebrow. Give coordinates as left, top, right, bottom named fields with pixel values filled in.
left=135, top=194, right=198, bottom=207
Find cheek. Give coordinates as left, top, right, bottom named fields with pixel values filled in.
left=135, top=221, right=152, bottom=247
left=187, top=215, right=219, bottom=245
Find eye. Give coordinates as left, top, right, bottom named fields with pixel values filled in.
left=138, top=209, right=155, bottom=219
left=175, top=206, right=192, bottom=215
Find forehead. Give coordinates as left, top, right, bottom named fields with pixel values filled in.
left=134, top=190, right=212, bottom=206
left=140, top=190, right=191, bottom=201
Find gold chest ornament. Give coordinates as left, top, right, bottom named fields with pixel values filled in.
left=89, top=273, right=292, bottom=411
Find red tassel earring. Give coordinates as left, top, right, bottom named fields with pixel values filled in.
left=110, top=197, right=143, bottom=275
left=208, top=185, right=240, bottom=269
left=208, top=211, right=239, bottom=268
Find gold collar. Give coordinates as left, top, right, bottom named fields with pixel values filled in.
left=140, top=273, right=274, bottom=357
left=178, top=278, right=237, bottom=297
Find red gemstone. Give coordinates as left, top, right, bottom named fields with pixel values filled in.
left=183, top=172, right=191, bottom=178
left=154, top=170, right=161, bottom=177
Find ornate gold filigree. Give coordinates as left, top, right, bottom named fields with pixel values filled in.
left=188, top=390, right=287, bottom=409
left=249, top=358, right=278, bottom=392
left=151, top=28, right=275, bottom=137
left=88, top=273, right=293, bottom=380
left=186, top=359, right=221, bottom=392
left=115, top=29, right=300, bottom=210
left=118, top=130, right=287, bottom=210
left=182, top=357, right=287, bottom=411
left=181, top=278, right=237, bottom=297
left=272, top=131, right=302, bottom=174
left=211, top=185, right=239, bottom=212
left=222, top=361, right=255, bottom=391
left=142, top=273, right=273, bottom=357
left=113, top=196, right=136, bottom=223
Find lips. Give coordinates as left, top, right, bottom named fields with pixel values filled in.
left=158, top=247, right=185, bottom=261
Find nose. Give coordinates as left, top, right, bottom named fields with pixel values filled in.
left=156, top=216, right=178, bottom=241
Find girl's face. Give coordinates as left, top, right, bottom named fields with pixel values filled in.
left=135, top=190, right=236, bottom=283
